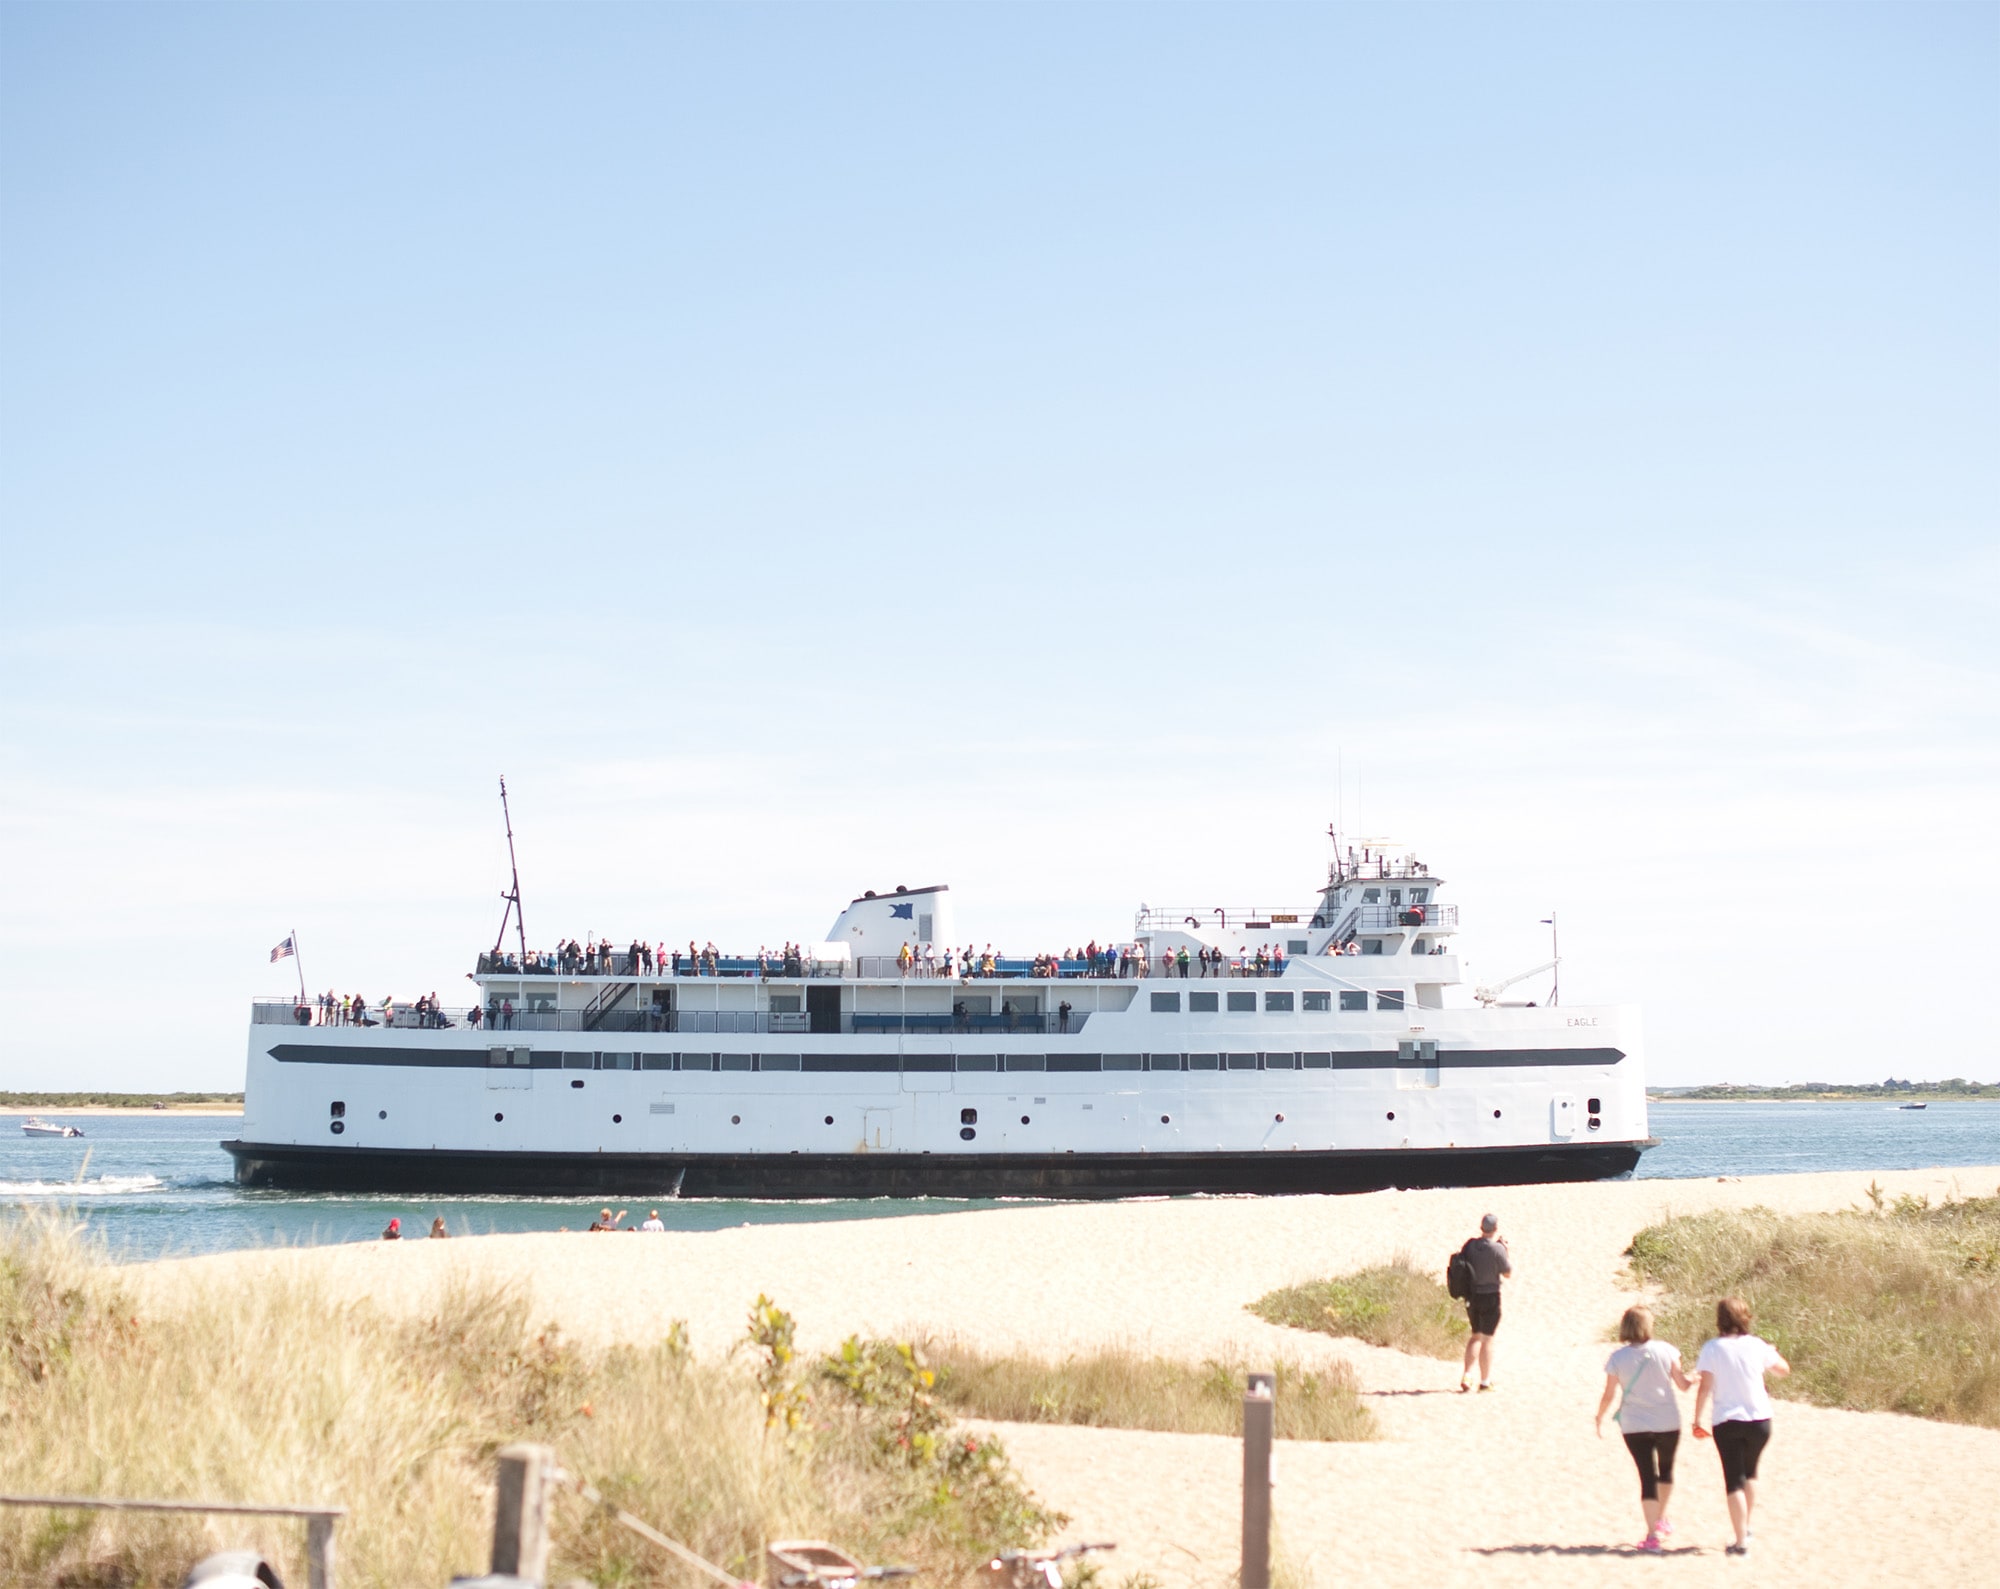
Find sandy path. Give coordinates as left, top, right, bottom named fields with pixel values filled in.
left=135, top=1164, right=2000, bottom=1586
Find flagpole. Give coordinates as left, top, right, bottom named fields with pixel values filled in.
left=292, top=929, right=307, bottom=1005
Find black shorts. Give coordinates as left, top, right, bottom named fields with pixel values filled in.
left=1622, top=1430, right=1680, bottom=1500
left=1712, top=1419, right=1771, bottom=1494
left=1467, top=1291, right=1501, bottom=1336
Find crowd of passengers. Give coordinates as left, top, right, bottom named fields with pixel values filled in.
left=298, top=991, right=452, bottom=1028
left=469, top=935, right=1386, bottom=985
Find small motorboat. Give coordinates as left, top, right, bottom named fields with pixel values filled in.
left=21, top=1117, right=85, bottom=1138
left=1899, top=1102, right=1928, bottom=1110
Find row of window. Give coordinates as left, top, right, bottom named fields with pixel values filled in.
left=496, top=1049, right=1409, bottom=1074
left=1151, top=989, right=1403, bottom=1013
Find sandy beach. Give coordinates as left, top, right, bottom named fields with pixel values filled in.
left=135, top=1165, right=2000, bottom=1588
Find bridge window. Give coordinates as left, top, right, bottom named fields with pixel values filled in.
left=1376, top=991, right=1405, bottom=1011
left=1265, top=992, right=1294, bottom=1012
left=1362, top=888, right=1381, bottom=904
left=1302, top=991, right=1330, bottom=1012
left=1411, top=888, right=1430, bottom=904
left=1339, top=991, right=1368, bottom=1011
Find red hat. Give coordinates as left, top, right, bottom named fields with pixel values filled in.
left=388, top=1218, right=400, bottom=1229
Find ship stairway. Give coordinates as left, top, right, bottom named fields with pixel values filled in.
left=584, top=981, right=636, bottom=1031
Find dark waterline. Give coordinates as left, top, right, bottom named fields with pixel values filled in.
left=3, top=1103, right=1995, bottom=1262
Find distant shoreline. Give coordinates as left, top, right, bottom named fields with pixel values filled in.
left=2, top=1106, right=243, bottom=1117
left=1650, top=1095, right=1997, bottom=1105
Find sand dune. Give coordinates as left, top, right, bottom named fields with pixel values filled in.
left=135, top=1164, right=2000, bottom=1586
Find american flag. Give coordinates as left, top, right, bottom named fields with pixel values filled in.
left=270, top=936, right=296, bottom=963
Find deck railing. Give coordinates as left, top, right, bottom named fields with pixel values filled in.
left=253, top=1002, right=1095, bottom=1036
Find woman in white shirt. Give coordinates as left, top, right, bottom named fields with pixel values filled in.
left=1692, top=1295, right=1791, bottom=1557
left=1596, top=1305, right=1694, bottom=1552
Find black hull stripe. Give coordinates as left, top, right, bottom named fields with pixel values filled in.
left=221, top=1139, right=1652, bottom=1198
left=267, top=1043, right=1626, bottom=1072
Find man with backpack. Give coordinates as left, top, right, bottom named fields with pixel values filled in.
left=1451, top=1213, right=1513, bottom=1393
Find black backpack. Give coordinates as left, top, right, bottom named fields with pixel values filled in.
left=1446, top=1244, right=1475, bottom=1301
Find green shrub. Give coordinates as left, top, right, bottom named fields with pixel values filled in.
left=1248, top=1254, right=1468, bottom=1359
left=911, top=1340, right=1374, bottom=1442
left=1626, top=1193, right=2000, bottom=1429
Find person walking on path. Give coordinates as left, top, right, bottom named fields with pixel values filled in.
left=1692, top=1296, right=1790, bottom=1557
left=1596, top=1304, right=1694, bottom=1552
left=1457, top=1212, right=1512, bottom=1392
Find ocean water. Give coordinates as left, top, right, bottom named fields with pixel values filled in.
left=3, top=1103, right=1995, bottom=1263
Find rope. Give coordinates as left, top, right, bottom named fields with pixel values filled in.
left=562, top=1471, right=756, bottom=1589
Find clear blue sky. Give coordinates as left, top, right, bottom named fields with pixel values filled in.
left=3, top=3, right=1995, bottom=1089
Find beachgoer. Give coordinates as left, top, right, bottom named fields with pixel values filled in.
left=640, top=1209, right=666, bottom=1231
left=1597, top=1305, right=1694, bottom=1552
left=429, top=1217, right=449, bottom=1239
left=382, top=1218, right=402, bottom=1240
left=1457, top=1212, right=1512, bottom=1391
left=1693, top=1296, right=1791, bottom=1556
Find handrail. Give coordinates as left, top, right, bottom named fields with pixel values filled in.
left=0, top=1493, right=341, bottom=1589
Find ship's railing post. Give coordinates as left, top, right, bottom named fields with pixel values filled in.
left=1241, top=1371, right=1275, bottom=1589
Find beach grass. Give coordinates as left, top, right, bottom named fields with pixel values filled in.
left=917, top=1340, right=1375, bottom=1442
left=0, top=1215, right=1058, bottom=1589
left=1246, top=1255, right=1469, bottom=1359
left=1626, top=1190, right=2000, bottom=1429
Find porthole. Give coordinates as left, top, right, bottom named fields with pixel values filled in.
left=329, top=1120, right=344, bottom=1135
left=377, top=1110, right=387, bottom=1120
left=731, top=1115, right=741, bottom=1125
left=959, top=1107, right=978, bottom=1125
left=1493, top=1109, right=1502, bottom=1119
left=1587, top=1097, right=1602, bottom=1113
left=824, top=1115, right=834, bottom=1125
left=1386, top=1111, right=1396, bottom=1121
left=1274, top=1113, right=1285, bottom=1123
left=571, top=1079, right=585, bottom=1089
left=1020, top=1115, right=1031, bottom=1125
left=329, top=1101, right=345, bottom=1118
left=1588, top=1117, right=1602, bottom=1132
left=612, top=1114, right=622, bottom=1124
left=959, top=1126, right=976, bottom=1141
left=493, top=1112, right=504, bottom=1122
left=1160, top=1114, right=1171, bottom=1125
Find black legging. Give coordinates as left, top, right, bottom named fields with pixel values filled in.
left=1712, top=1418, right=1772, bottom=1494
left=1622, top=1430, right=1680, bottom=1500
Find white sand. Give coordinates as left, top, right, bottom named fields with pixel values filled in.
left=137, top=1164, right=2000, bottom=1586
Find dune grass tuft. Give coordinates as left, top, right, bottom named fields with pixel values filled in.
left=918, top=1340, right=1375, bottom=1442
left=0, top=1213, right=1058, bottom=1589
left=1626, top=1192, right=2000, bottom=1429
left=1247, top=1254, right=1468, bottom=1360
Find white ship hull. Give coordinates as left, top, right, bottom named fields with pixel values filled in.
left=226, top=988, right=1650, bottom=1196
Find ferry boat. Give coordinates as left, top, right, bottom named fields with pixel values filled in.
left=225, top=831, right=1653, bottom=1196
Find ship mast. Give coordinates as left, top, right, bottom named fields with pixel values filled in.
left=492, top=776, right=529, bottom=963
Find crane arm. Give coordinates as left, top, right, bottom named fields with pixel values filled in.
left=1473, top=958, right=1559, bottom=1006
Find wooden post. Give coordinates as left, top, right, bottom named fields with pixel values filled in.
left=490, top=1443, right=556, bottom=1584
left=306, top=1513, right=336, bottom=1589
left=1241, top=1372, right=1275, bottom=1589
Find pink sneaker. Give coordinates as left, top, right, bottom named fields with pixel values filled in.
left=1638, top=1535, right=1663, bottom=1554
left=1654, top=1519, right=1674, bottom=1538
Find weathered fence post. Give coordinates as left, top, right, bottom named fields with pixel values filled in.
left=1241, top=1371, right=1275, bottom=1589
left=306, top=1512, right=337, bottom=1589
left=490, top=1443, right=557, bottom=1585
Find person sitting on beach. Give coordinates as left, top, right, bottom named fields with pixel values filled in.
left=1692, top=1296, right=1791, bottom=1557
left=1457, top=1213, right=1512, bottom=1392
left=640, top=1209, right=665, bottom=1231
left=428, top=1217, right=449, bottom=1238
left=381, top=1218, right=402, bottom=1240
left=1597, top=1304, right=1694, bottom=1553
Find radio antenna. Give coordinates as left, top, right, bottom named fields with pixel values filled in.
left=493, top=776, right=528, bottom=962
